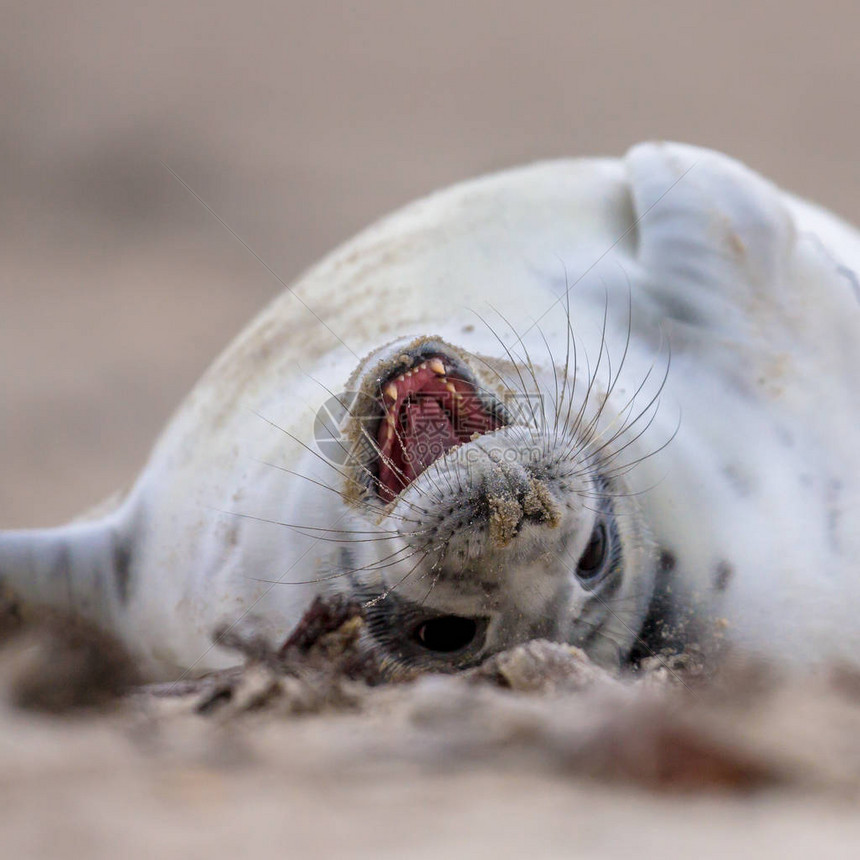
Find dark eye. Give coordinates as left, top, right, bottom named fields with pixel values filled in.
left=577, top=522, right=608, bottom=580
left=412, top=615, right=478, bottom=653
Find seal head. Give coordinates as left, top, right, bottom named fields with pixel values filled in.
left=326, top=335, right=657, bottom=672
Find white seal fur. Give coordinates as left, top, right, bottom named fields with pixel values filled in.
left=2, top=142, right=859, bottom=679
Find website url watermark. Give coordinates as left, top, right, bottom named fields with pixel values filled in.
left=313, top=390, right=545, bottom=465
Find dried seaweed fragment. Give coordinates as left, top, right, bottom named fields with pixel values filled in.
left=188, top=595, right=386, bottom=717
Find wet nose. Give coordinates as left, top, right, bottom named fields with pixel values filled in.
left=469, top=438, right=561, bottom=547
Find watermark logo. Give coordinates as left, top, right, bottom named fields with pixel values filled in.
left=503, top=392, right=544, bottom=428
left=312, top=391, right=377, bottom=466
left=312, top=389, right=545, bottom=466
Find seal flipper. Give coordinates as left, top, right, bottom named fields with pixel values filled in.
left=625, top=141, right=796, bottom=339
left=625, top=141, right=860, bottom=407
left=0, top=504, right=136, bottom=634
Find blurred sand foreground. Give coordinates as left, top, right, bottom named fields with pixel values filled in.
left=1, top=620, right=860, bottom=860
left=2, top=2, right=860, bottom=857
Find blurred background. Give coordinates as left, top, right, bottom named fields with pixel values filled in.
left=1, top=0, right=858, bottom=526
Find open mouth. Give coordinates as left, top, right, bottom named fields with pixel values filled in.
left=375, top=353, right=502, bottom=502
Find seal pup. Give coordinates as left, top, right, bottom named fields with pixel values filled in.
left=1, top=142, right=859, bottom=680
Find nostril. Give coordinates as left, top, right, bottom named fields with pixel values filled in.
left=483, top=475, right=561, bottom=548
left=486, top=494, right=526, bottom=547
left=521, top=479, right=561, bottom=527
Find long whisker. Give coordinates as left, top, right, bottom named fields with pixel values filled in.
left=253, top=459, right=425, bottom=528
left=362, top=551, right=430, bottom=608
left=211, top=506, right=423, bottom=541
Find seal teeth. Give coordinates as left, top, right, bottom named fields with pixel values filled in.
left=428, top=358, right=446, bottom=375
left=384, top=382, right=398, bottom=401
left=445, top=381, right=459, bottom=396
